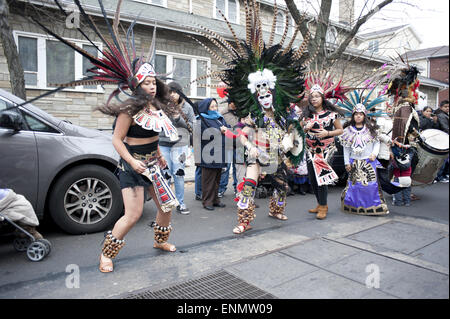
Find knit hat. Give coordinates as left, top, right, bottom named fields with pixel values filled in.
left=168, top=81, right=183, bottom=94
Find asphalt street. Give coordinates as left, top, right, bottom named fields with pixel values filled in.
left=0, top=179, right=448, bottom=299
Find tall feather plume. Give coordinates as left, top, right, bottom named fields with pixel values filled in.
left=292, top=30, right=311, bottom=60
left=216, top=9, right=246, bottom=57
left=188, top=36, right=228, bottom=66
left=268, top=0, right=278, bottom=47
left=146, top=22, right=157, bottom=67
left=282, top=21, right=301, bottom=56
left=190, top=24, right=238, bottom=59
left=72, top=0, right=114, bottom=54
left=278, top=9, right=290, bottom=48
left=244, top=0, right=251, bottom=45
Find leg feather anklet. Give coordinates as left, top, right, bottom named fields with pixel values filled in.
left=101, top=231, right=125, bottom=259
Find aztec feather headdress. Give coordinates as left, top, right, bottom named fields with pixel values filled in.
left=187, top=0, right=314, bottom=164
left=188, top=0, right=315, bottom=123
left=336, top=88, right=386, bottom=118
left=22, top=0, right=168, bottom=107
left=304, top=69, right=350, bottom=103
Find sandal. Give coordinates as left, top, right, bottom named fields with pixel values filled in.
left=99, top=254, right=114, bottom=273
left=153, top=242, right=177, bottom=252
left=269, top=212, right=288, bottom=220
left=233, top=223, right=252, bottom=234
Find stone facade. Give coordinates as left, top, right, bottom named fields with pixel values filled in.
left=0, top=0, right=437, bottom=129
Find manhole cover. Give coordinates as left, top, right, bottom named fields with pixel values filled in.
left=124, top=270, right=277, bottom=299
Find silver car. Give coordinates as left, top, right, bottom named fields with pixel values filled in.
left=0, top=89, right=123, bottom=234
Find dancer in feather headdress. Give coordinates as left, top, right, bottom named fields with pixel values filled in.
left=337, top=89, right=390, bottom=216
left=26, top=0, right=181, bottom=272
left=190, top=0, right=309, bottom=234
left=300, top=70, right=347, bottom=220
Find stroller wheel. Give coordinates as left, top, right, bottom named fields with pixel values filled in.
left=13, top=238, right=31, bottom=252
left=37, top=239, right=52, bottom=256
left=26, top=242, right=47, bottom=262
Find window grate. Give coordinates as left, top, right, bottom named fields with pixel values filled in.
left=123, top=270, right=277, bottom=299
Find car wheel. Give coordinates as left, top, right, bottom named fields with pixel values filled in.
left=49, top=164, right=123, bottom=234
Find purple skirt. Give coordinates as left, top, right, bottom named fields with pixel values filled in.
left=341, top=159, right=389, bottom=216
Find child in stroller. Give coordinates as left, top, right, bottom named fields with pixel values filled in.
left=0, top=188, right=51, bottom=261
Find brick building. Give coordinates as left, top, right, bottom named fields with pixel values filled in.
left=1, top=0, right=446, bottom=128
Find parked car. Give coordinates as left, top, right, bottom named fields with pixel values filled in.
left=0, top=89, right=123, bottom=234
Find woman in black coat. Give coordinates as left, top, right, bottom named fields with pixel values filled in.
left=198, top=98, right=230, bottom=210
left=419, top=106, right=439, bottom=131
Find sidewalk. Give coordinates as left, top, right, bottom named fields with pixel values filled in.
left=118, top=214, right=448, bottom=299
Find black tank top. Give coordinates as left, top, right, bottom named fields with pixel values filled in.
left=126, top=124, right=159, bottom=138
left=112, top=118, right=159, bottom=138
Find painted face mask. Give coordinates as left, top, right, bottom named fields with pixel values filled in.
left=258, top=92, right=273, bottom=109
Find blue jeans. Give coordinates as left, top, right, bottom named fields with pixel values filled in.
left=392, top=177, right=411, bottom=205
left=218, top=163, right=238, bottom=194
left=160, top=145, right=188, bottom=207
left=195, top=165, right=202, bottom=197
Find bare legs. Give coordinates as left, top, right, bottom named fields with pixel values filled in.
left=99, top=185, right=175, bottom=273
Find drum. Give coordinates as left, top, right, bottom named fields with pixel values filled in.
left=412, top=129, right=449, bottom=185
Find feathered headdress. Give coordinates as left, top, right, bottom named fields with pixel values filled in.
left=188, top=0, right=311, bottom=164
left=337, top=88, right=386, bottom=118
left=22, top=0, right=166, bottom=107
left=304, top=69, right=350, bottom=103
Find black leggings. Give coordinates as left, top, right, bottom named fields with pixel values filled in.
left=307, top=160, right=328, bottom=205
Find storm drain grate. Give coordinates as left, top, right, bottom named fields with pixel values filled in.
left=124, top=270, right=277, bottom=299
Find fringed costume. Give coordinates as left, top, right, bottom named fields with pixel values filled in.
left=189, top=0, right=309, bottom=233
left=26, top=0, right=180, bottom=271
left=337, top=93, right=390, bottom=216
left=302, top=71, right=349, bottom=219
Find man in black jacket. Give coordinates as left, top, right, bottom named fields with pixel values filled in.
left=435, top=100, right=449, bottom=133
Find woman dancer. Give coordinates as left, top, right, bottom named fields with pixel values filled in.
left=338, top=92, right=389, bottom=215
left=302, top=75, right=345, bottom=220
left=27, top=0, right=181, bottom=272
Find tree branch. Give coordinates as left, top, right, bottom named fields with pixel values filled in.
left=327, top=0, right=394, bottom=62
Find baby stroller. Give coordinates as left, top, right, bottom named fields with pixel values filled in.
left=0, top=213, right=51, bottom=261
left=0, top=188, right=51, bottom=262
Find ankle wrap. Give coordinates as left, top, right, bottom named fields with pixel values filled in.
left=237, top=201, right=256, bottom=225
left=101, top=231, right=125, bottom=259
left=151, top=222, right=173, bottom=243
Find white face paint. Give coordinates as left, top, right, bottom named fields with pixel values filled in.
left=258, top=92, right=273, bottom=109
left=255, top=81, right=270, bottom=96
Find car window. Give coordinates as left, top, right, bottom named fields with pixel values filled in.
left=21, top=112, right=59, bottom=133
left=0, top=97, right=15, bottom=111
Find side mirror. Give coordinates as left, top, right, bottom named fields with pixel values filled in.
left=0, top=110, right=23, bottom=131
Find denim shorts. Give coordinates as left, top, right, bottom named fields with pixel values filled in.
left=116, top=142, right=158, bottom=189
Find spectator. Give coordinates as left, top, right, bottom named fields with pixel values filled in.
left=198, top=98, right=230, bottom=210
left=419, top=106, right=439, bottom=131
left=435, top=100, right=449, bottom=133
left=159, top=82, right=195, bottom=215
left=434, top=100, right=449, bottom=182
left=218, top=100, right=239, bottom=197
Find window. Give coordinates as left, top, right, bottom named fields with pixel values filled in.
left=18, top=37, right=38, bottom=86
left=132, top=0, right=167, bottom=7
left=14, top=31, right=103, bottom=93
left=214, top=0, right=240, bottom=24
left=22, top=112, right=59, bottom=133
left=155, top=52, right=211, bottom=98
left=368, top=40, right=379, bottom=53
left=276, top=12, right=285, bottom=35
left=326, top=27, right=338, bottom=46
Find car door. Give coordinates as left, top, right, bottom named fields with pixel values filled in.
left=0, top=96, right=39, bottom=208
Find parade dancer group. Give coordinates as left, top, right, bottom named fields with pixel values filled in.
left=23, top=0, right=447, bottom=274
